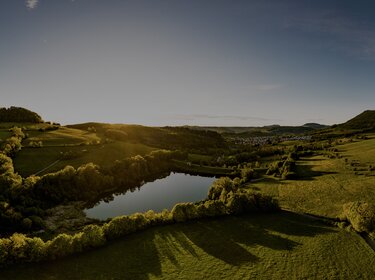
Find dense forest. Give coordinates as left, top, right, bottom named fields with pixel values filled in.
left=0, top=107, right=43, bottom=123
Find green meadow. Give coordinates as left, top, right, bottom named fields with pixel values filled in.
left=3, top=212, right=374, bottom=280
left=252, top=134, right=375, bottom=218
left=13, top=127, right=155, bottom=176
left=1, top=114, right=375, bottom=279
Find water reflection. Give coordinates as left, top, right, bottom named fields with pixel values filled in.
left=85, top=173, right=215, bottom=220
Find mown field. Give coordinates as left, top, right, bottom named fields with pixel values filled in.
left=252, top=134, right=375, bottom=218
left=3, top=212, right=375, bottom=280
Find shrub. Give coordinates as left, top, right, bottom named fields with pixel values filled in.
left=198, top=200, right=227, bottom=217
left=208, top=177, right=237, bottom=201
left=45, top=233, right=74, bottom=259
left=103, top=213, right=148, bottom=240
left=240, top=167, right=256, bottom=183
left=72, top=225, right=106, bottom=252
left=171, top=203, right=199, bottom=222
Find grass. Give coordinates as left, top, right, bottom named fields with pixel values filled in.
left=188, top=153, right=213, bottom=162
left=0, top=122, right=55, bottom=130
left=2, top=212, right=374, bottom=279
left=23, top=127, right=101, bottom=146
left=0, top=129, right=11, bottom=140
left=6, top=126, right=375, bottom=278
left=252, top=135, right=375, bottom=218
left=14, top=140, right=155, bottom=177
left=337, top=135, right=375, bottom=167
left=173, top=160, right=234, bottom=177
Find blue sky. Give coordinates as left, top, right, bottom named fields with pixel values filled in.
left=1, top=0, right=375, bottom=126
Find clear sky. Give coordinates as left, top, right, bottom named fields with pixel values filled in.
left=1, top=0, right=374, bottom=126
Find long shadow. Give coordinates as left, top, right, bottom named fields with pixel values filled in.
left=175, top=221, right=260, bottom=265
left=171, top=211, right=335, bottom=266
left=243, top=211, right=336, bottom=237
left=1, top=212, right=338, bottom=279
left=295, top=164, right=337, bottom=181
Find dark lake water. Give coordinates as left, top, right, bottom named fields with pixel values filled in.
left=84, top=173, right=215, bottom=220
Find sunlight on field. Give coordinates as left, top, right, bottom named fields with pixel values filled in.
left=14, top=138, right=155, bottom=176
left=253, top=137, right=375, bottom=218
left=2, top=212, right=374, bottom=280
left=24, top=127, right=101, bottom=146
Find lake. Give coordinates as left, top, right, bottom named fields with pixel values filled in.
left=85, top=173, right=216, bottom=220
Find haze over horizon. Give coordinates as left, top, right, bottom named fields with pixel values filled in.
left=1, top=0, right=375, bottom=126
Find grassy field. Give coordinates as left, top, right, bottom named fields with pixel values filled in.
left=173, top=160, right=234, bottom=177
left=6, top=125, right=375, bottom=279
left=251, top=135, right=375, bottom=218
left=14, top=140, right=155, bottom=176
left=2, top=212, right=374, bottom=279
left=23, top=127, right=101, bottom=146
left=0, top=129, right=11, bottom=140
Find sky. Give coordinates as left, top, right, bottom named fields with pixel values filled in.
left=1, top=0, right=375, bottom=126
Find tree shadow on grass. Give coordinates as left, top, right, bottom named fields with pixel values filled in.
left=295, top=164, right=337, bottom=181
left=2, top=212, right=338, bottom=279
left=241, top=211, right=336, bottom=238
left=169, top=211, right=336, bottom=266
left=175, top=222, right=260, bottom=265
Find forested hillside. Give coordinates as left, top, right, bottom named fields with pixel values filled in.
left=0, top=107, right=43, bottom=123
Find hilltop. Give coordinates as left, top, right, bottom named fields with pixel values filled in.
left=0, top=106, right=43, bottom=123
left=185, top=123, right=328, bottom=136
left=338, top=110, right=375, bottom=131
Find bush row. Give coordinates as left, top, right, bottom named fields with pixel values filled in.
left=0, top=176, right=279, bottom=266
left=1, top=127, right=25, bottom=158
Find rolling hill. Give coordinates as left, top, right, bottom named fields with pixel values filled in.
left=185, top=123, right=329, bottom=136
left=338, top=110, right=375, bottom=131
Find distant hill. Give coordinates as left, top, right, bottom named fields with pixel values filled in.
left=185, top=123, right=328, bottom=136
left=338, top=110, right=375, bottom=131
left=67, top=123, right=227, bottom=152
left=0, top=106, right=43, bottom=123
left=302, top=123, right=329, bottom=129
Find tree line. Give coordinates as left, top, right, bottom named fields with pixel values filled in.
left=0, top=175, right=279, bottom=266
left=0, top=131, right=189, bottom=232
left=0, top=107, right=43, bottom=123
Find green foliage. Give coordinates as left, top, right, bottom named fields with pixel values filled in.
left=207, top=177, right=238, bottom=201
left=71, top=225, right=106, bottom=252
left=265, top=154, right=296, bottom=179
left=1, top=127, right=26, bottom=158
left=69, top=123, right=227, bottom=153
left=171, top=203, right=199, bottom=222
left=196, top=200, right=227, bottom=217
left=28, top=141, right=43, bottom=148
left=0, top=107, right=43, bottom=123
left=103, top=213, right=149, bottom=240
left=0, top=186, right=280, bottom=266
left=240, top=166, right=256, bottom=183
left=46, top=234, right=74, bottom=259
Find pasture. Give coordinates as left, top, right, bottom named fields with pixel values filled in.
left=2, top=212, right=374, bottom=279
left=252, top=134, right=375, bottom=218
left=14, top=127, right=155, bottom=176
